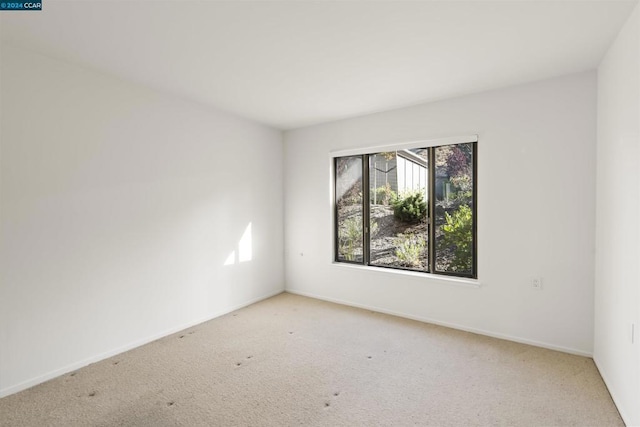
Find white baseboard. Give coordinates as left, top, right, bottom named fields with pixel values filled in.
left=286, top=288, right=593, bottom=358
left=593, top=356, right=633, bottom=427
left=0, top=289, right=284, bottom=399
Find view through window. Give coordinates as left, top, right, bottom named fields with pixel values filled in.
left=334, top=141, right=477, bottom=279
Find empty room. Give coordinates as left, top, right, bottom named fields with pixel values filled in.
left=1, top=0, right=639, bottom=426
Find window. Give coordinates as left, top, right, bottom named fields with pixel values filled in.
left=334, top=139, right=477, bottom=279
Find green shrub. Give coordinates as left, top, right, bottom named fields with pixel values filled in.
left=450, top=173, right=472, bottom=192
left=392, top=189, right=427, bottom=223
left=395, top=234, right=426, bottom=267
left=448, top=174, right=472, bottom=205
left=338, top=218, right=379, bottom=260
left=370, top=220, right=379, bottom=237
left=440, top=204, right=473, bottom=272
left=371, top=183, right=397, bottom=206
left=338, top=216, right=362, bottom=261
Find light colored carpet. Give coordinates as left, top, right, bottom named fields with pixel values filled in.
left=0, top=292, right=623, bottom=426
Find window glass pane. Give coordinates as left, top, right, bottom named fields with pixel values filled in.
left=434, top=143, right=474, bottom=275
left=369, top=149, right=428, bottom=271
left=336, top=156, right=364, bottom=262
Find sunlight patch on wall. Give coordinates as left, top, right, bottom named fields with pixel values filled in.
left=224, top=222, right=252, bottom=266
left=238, top=223, right=252, bottom=262
left=224, top=251, right=236, bottom=266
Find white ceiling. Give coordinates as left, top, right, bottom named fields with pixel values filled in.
left=1, top=1, right=637, bottom=130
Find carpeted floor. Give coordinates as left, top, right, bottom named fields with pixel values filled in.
left=0, top=292, right=623, bottom=426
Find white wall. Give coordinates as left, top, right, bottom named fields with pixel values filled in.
left=594, top=4, right=640, bottom=426
left=284, top=72, right=597, bottom=356
left=0, top=46, right=284, bottom=397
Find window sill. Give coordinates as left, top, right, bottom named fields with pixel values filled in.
left=331, top=262, right=482, bottom=288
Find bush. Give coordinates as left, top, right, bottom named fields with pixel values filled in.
left=338, top=216, right=362, bottom=261
left=440, top=204, right=473, bottom=272
left=337, top=217, right=379, bottom=261
left=370, top=220, right=379, bottom=237
left=395, top=234, right=426, bottom=268
left=372, top=183, right=396, bottom=206
left=450, top=174, right=472, bottom=193
left=446, top=146, right=469, bottom=177
left=392, top=190, right=427, bottom=223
